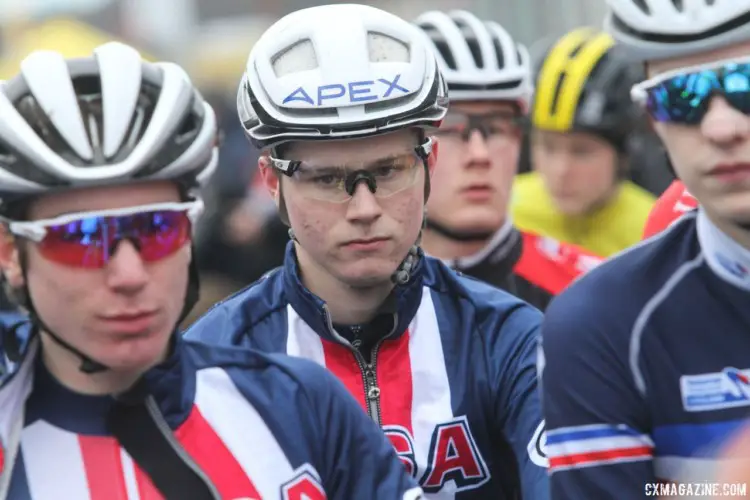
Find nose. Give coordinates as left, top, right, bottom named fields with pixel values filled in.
left=701, top=96, right=750, bottom=149
left=105, top=239, right=149, bottom=295
left=543, top=151, right=573, bottom=185
left=465, top=129, right=491, bottom=167
left=345, top=182, right=383, bottom=224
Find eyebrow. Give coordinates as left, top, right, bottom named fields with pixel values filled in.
left=302, top=151, right=414, bottom=170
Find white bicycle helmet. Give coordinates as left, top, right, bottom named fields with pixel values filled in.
left=604, top=0, right=750, bottom=61
left=0, top=41, right=218, bottom=208
left=237, top=3, right=449, bottom=150
left=414, top=10, right=532, bottom=109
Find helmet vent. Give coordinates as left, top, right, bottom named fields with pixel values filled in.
left=272, top=39, right=317, bottom=77
left=368, top=32, right=409, bottom=62
left=632, top=0, right=651, bottom=14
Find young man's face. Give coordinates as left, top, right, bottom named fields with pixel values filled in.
left=648, top=40, right=750, bottom=227
left=3, top=182, right=192, bottom=373
left=259, top=129, right=435, bottom=288
left=426, top=101, right=522, bottom=235
left=530, top=129, right=619, bottom=216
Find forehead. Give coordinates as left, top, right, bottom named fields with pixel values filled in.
left=448, top=101, right=520, bottom=115
left=647, top=39, right=750, bottom=77
left=283, top=129, right=418, bottom=165
left=28, top=181, right=181, bottom=219
left=533, top=129, right=610, bottom=149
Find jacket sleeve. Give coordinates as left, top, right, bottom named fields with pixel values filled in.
left=540, top=288, right=654, bottom=500
left=301, top=361, right=424, bottom=500
left=491, top=304, right=550, bottom=500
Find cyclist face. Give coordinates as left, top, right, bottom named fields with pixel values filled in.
left=531, top=130, right=619, bottom=215
left=1, top=182, right=191, bottom=374
left=261, top=129, right=434, bottom=288
left=647, top=40, right=750, bottom=228
left=427, top=101, right=522, bottom=233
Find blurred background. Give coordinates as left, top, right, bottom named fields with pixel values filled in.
left=0, top=0, right=672, bottom=324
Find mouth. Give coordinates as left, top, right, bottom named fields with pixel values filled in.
left=551, top=189, right=576, bottom=199
left=342, top=237, right=390, bottom=250
left=462, top=183, right=494, bottom=192
left=461, top=184, right=494, bottom=200
left=98, top=310, right=158, bottom=334
left=709, top=163, right=750, bottom=181
left=100, top=310, right=157, bottom=321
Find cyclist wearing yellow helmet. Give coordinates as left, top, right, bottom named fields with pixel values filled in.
left=512, top=28, right=656, bottom=257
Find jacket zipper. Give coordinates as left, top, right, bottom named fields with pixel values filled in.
left=322, top=305, right=398, bottom=427
left=144, top=396, right=222, bottom=500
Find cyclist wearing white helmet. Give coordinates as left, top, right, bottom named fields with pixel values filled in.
left=187, top=4, right=549, bottom=499
left=415, top=10, right=603, bottom=310
left=0, top=42, right=423, bottom=499
left=540, top=1, right=750, bottom=498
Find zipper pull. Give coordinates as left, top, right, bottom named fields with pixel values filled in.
left=367, top=386, right=381, bottom=400
left=364, top=368, right=380, bottom=399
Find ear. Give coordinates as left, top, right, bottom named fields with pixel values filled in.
left=258, top=155, right=281, bottom=208
left=426, top=136, right=439, bottom=177
left=0, top=227, right=23, bottom=288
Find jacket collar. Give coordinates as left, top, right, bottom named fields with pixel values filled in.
left=0, top=328, right=196, bottom=433
left=281, top=241, right=425, bottom=343
left=0, top=333, right=35, bottom=490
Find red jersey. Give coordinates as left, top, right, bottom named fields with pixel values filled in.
left=642, top=180, right=698, bottom=239
left=514, top=232, right=604, bottom=296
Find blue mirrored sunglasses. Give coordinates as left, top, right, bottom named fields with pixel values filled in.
left=631, top=56, right=750, bottom=125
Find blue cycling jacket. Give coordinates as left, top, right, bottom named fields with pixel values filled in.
left=186, top=242, right=549, bottom=499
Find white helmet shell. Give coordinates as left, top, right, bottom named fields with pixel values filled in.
left=238, top=3, right=448, bottom=150
left=0, top=41, right=218, bottom=201
left=604, top=0, right=750, bottom=61
left=414, top=10, right=532, bottom=108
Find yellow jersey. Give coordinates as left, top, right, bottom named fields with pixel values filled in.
left=511, top=172, right=656, bottom=257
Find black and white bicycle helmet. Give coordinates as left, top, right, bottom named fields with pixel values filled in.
left=604, top=0, right=750, bottom=61
left=237, top=3, right=449, bottom=150
left=0, top=42, right=218, bottom=373
left=0, top=41, right=218, bottom=209
left=414, top=10, right=532, bottom=109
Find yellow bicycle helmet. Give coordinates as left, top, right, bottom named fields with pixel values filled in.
left=531, top=28, right=642, bottom=150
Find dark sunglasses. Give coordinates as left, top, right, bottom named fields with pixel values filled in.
left=631, top=56, right=750, bottom=125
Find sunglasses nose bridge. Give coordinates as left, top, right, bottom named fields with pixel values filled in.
left=108, top=236, right=143, bottom=258
left=96, top=217, right=144, bottom=264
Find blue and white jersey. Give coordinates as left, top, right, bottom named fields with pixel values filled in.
left=541, top=209, right=750, bottom=498
left=186, top=242, right=549, bottom=500
left=0, top=335, right=423, bottom=499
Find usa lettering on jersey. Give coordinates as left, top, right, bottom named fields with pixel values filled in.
left=282, top=74, right=410, bottom=107
left=384, top=416, right=490, bottom=494
left=281, top=464, right=327, bottom=500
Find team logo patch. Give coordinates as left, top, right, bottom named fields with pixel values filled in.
left=681, top=367, right=750, bottom=412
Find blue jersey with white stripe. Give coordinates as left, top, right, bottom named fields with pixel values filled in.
left=0, top=335, right=423, bottom=499
left=186, top=242, right=549, bottom=500
left=540, top=209, right=750, bottom=499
